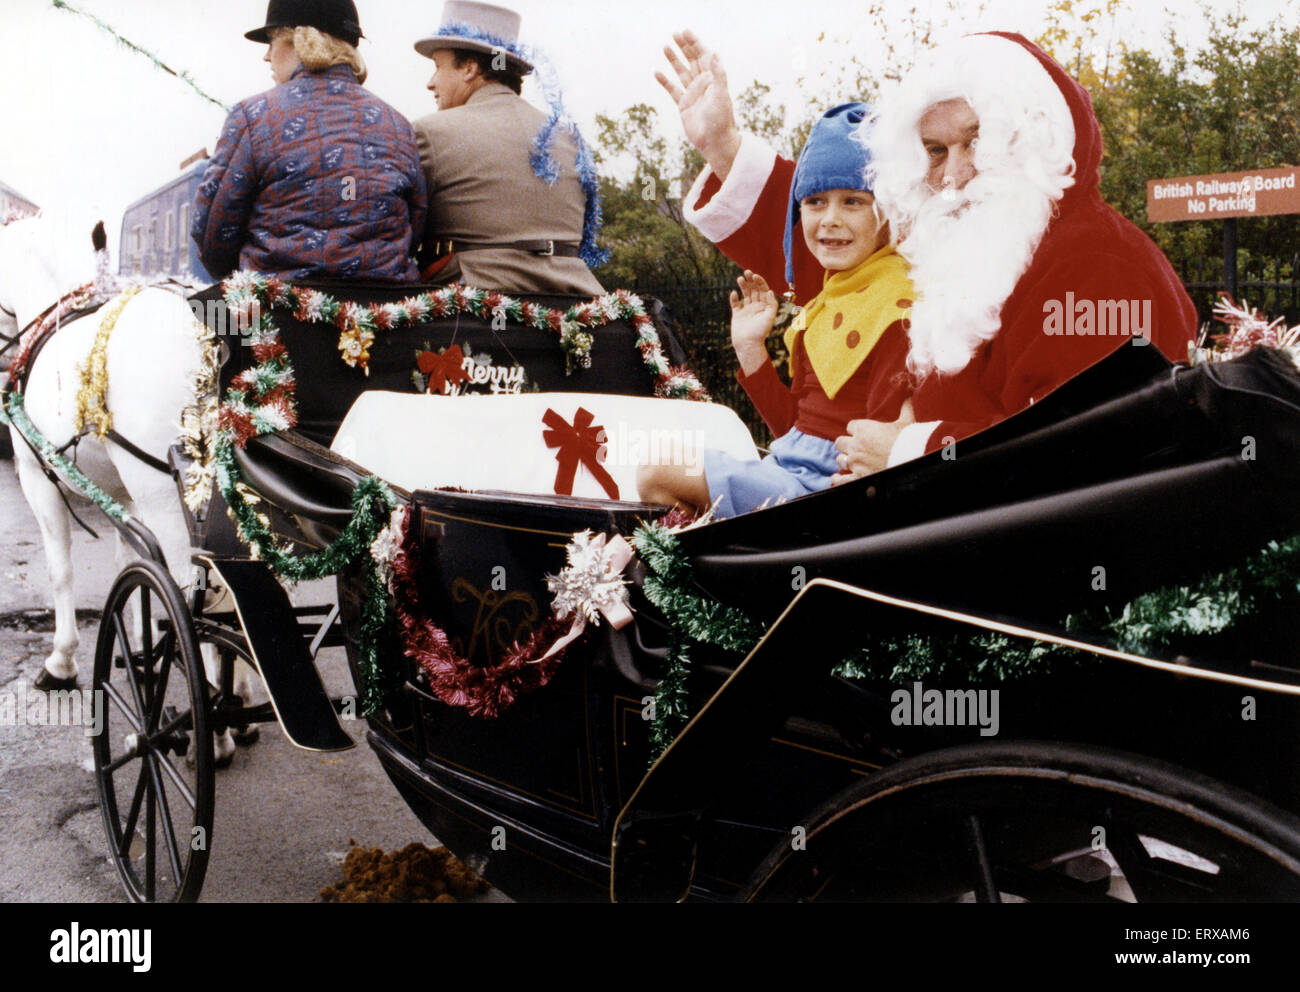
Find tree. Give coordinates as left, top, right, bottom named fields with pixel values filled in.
left=1082, top=7, right=1300, bottom=317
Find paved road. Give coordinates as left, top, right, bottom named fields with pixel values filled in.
left=0, top=456, right=501, bottom=902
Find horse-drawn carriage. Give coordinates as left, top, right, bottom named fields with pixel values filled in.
left=12, top=268, right=1300, bottom=903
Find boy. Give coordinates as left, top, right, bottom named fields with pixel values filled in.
left=637, top=102, right=915, bottom=517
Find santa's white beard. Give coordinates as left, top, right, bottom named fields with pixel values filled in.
left=898, top=168, right=1057, bottom=378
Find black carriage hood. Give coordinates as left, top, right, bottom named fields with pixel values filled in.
left=677, top=346, right=1300, bottom=624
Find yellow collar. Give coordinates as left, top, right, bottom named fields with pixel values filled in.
left=785, top=245, right=914, bottom=399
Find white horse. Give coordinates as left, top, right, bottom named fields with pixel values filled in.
left=0, top=213, right=252, bottom=763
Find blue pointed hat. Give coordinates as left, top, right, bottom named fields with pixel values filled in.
left=783, top=102, right=874, bottom=285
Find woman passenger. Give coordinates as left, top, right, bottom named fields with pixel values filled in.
left=193, top=0, right=426, bottom=281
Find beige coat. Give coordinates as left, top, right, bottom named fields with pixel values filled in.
left=413, top=82, right=605, bottom=297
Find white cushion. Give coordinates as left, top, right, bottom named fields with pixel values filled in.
left=330, top=392, right=760, bottom=501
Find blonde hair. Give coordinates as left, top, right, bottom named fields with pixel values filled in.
left=269, top=25, right=366, bottom=84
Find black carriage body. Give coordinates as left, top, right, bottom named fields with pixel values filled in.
left=336, top=491, right=903, bottom=901
left=342, top=343, right=1300, bottom=901
left=195, top=281, right=1300, bottom=902
left=198, top=279, right=897, bottom=898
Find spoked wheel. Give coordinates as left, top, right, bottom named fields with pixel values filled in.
left=92, top=559, right=214, bottom=903
left=743, top=741, right=1300, bottom=902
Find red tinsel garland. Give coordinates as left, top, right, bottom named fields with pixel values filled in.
left=390, top=507, right=576, bottom=718
left=655, top=506, right=700, bottom=530
left=216, top=332, right=298, bottom=447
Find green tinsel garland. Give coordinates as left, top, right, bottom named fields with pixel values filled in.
left=214, top=438, right=396, bottom=713
left=632, top=524, right=764, bottom=756
left=4, top=392, right=130, bottom=523
left=358, top=549, right=393, bottom=717
left=1092, top=536, right=1300, bottom=655
left=831, top=631, right=1083, bottom=683
left=632, top=521, right=1300, bottom=761
left=52, top=1, right=229, bottom=111
left=649, top=632, right=694, bottom=757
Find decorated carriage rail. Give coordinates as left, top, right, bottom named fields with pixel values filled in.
left=12, top=268, right=1300, bottom=902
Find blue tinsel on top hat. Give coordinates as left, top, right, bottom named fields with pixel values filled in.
left=416, top=19, right=608, bottom=269
left=783, top=102, right=874, bottom=285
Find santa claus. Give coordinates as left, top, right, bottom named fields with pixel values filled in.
left=658, top=30, right=1197, bottom=475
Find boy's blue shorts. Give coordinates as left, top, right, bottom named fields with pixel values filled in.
left=701, top=427, right=840, bottom=519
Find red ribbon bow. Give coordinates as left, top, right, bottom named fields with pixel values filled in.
left=417, top=344, right=468, bottom=394
left=542, top=407, right=619, bottom=500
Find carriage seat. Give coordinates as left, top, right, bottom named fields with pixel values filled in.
left=329, top=392, right=760, bottom=502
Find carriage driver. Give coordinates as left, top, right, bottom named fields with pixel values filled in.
left=411, top=2, right=606, bottom=296
left=192, top=0, right=427, bottom=282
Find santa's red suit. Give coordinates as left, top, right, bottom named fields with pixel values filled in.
left=684, top=33, right=1197, bottom=462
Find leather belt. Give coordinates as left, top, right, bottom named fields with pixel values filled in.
left=431, top=239, right=581, bottom=258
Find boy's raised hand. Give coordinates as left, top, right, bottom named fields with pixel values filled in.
left=730, top=270, right=778, bottom=376
left=656, top=30, right=742, bottom=181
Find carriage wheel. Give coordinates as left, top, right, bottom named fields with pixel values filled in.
left=742, top=741, right=1300, bottom=902
left=92, top=559, right=215, bottom=903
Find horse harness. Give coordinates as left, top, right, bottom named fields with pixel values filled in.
left=4, top=285, right=173, bottom=537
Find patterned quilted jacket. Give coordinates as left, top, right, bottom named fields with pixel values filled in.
left=193, top=64, right=426, bottom=282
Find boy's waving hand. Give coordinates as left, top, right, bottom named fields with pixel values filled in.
left=656, top=30, right=742, bottom=181
left=730, top=270, right=778, bottom=376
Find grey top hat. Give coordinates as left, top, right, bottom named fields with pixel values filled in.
left=413, top=1, right=534, bottom=75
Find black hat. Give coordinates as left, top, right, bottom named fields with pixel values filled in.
left=246, top=0, right=363, bottom=46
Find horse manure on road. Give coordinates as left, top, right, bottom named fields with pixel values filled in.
left=319, top=841, right=489, bottom=903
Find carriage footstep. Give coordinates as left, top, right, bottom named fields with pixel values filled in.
left=33, top=668, right=78, bottom=692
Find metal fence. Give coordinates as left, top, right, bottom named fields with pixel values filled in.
left=634, top=280, right=776, bottom=445
left=1178, top=254, right=1300, bottom=329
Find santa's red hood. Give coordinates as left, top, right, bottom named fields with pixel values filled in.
left=980, top=31, right=1103, bottom=200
